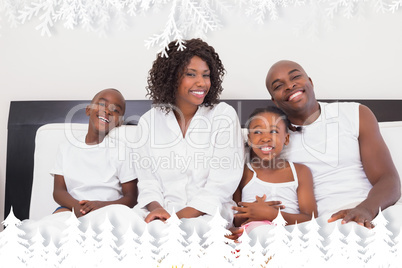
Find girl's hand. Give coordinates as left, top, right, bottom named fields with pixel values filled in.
left=225, top=227, right=244, bottom=242
left=79, top=200, right=106, bottom=215
left=145, top=207, right=171, bottom=223
left=233, top=195, right=284, bottom=223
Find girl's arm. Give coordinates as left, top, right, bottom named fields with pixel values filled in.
left=53, top=174, right=82, bottom=217
left=79, top=180, right=138, bottom=215
left=279, top=163, right=317, bottom=224
left=233, top=163, right=316, bottom=225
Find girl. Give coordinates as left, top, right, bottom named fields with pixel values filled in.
left=135, top=38, right=244, bottom=224
left=230, top=106, right=317, bottom=238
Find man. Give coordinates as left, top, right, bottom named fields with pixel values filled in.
left=265, top=60, right=401, bottom=228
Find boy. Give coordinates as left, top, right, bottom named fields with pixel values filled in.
left=51, top=88, right=137, bottom=217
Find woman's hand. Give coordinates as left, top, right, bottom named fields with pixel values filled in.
left=145, top=207, right=171, bottom=223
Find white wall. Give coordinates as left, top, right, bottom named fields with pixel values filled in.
left=1, top=4, right=402, bottom=224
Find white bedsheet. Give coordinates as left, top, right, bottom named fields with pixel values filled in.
left=2, top=122, right=401, bottom=266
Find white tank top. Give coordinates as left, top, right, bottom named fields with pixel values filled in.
left=241, top=162, right=300, bottom=214
left=282, top=102, right=372, bottom=217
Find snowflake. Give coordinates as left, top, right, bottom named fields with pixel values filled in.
left=0, top=0, right=399, bottom=50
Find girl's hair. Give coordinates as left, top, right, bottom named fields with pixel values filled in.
left=245, top=106, right=291, bottom=132
left=146, top=38, right=226, bottom=112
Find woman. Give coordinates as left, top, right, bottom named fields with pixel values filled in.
left=135, top=38, right=244, bottom=225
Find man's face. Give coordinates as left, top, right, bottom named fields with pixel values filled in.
left=266, top=61, right=315, bottom=114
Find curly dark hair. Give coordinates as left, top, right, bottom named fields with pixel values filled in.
left=146, top=38, right=226, bottom=112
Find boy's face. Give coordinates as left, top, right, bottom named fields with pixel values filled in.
left=86, top=89, right=126, bottom=135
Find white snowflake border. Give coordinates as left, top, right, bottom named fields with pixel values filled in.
left=1, top=0, right=402, bottom=55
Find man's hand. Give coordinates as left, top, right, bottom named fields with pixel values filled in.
left=328, top=206, right=375, bottom=229
left=79, top=200, right=106, bottom=215
left=233, top=195, right=284, bottom=224
left=145, top=207, right=171, bottom=223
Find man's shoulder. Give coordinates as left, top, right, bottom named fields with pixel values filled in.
left=319, top=101, right=360, bottom=119
left=320, top=101, right=360, bottom=109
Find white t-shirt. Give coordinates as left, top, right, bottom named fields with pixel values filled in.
left=50, top=134, right=136, bottom=201
left=282, top=102, right=372, bottom=217
left=135, top=102, right=244, bottom=222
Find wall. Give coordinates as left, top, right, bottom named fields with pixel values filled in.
left=1, top=3, right=402, bottom=224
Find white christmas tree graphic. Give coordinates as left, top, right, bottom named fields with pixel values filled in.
left=202, top=208, right=234, bottom=267
left=57, top=210, right=85, bottom=267
left=324, top=221, right=347, bottom=266
left=118, top=222, right=141, bottom=265
left=302, top=214, right=326, bottom=266
left=393, top=226, right=402, bottom=265
left=27, top=227, right=48, bottom=267
left=0, top=207, right=29, bottom=267
left=287, top=222, right=307, bottom=266
left=95, top=214, right=120, bottom=266
left=265, top=209, right=291, bottom=267
left=365, top=208, right=394, bottom=267
left=137, top=223, right=159, bottom=267
left=234, top=226, right=254, bottom=267
left=251, top=237, right=270, bottom=268
left=343, top=224, right=365, bottom=266
left=80, top=221, right=100, bottom=267
left=185, top=227, right=205, bottom=268
left=158, top=210, right=188, bottom=267
left=45, top=237, right=60, bottom=268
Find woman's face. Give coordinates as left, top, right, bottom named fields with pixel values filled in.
left=175, top=56, right=211, bottom=111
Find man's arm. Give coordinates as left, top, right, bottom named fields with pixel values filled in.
left=329, top=105, right=401, bottom=226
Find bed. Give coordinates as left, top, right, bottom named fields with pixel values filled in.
left=5, top=99, right=402, bottom=221
left=3, top=99, right=402, bottom=266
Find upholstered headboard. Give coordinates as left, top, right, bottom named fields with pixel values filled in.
left=5, top=99, right=402, bottom=220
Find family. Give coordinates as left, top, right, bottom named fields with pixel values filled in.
left=50, top=38, right=401, bottom=238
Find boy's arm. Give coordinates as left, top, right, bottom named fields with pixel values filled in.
left=53, top=174, right=83, bottom=217
left=79, top=179, right=138, bottom=215
left=329, top=105, right=401, bottom=227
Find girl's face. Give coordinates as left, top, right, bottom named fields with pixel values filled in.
left=248, top=112, right=289, bottom=162
left=175, top=56, right=211, bottom=111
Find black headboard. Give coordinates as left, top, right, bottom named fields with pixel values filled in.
left=5, top=99, right=402, bottom=220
